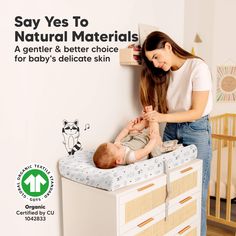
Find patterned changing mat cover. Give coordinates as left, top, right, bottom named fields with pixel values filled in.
left=59, top=144, right=197, bottom=191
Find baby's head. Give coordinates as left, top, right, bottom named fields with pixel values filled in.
left=93, top=143, right=124, bottom=169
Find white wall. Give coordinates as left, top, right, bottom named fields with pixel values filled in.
left=0, top=0, right=185, bottom=235
left=184, top=0, right=215, bottom=66
left=184, top=0, right=236, bottom=116
left=211, top=0, right=236, bottom=115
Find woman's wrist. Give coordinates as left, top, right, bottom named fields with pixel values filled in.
left=158, top=113, right=167, bottom=123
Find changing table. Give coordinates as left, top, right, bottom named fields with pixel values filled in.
left=59, top=145, right=202, bottom=236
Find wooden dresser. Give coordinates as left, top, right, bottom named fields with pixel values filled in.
left=61, top=159, right=202, bottom=236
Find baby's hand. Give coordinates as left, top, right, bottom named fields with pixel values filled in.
left=125, top=120, right=135, bottom=131
left=132, top=116, right=143, bottom=125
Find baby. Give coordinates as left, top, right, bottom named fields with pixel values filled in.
left=93, top=106, right=179, bottom=169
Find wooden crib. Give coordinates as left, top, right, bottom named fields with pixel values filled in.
left=207, top=113, right=236, bottom=229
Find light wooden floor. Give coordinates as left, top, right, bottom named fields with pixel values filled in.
left=207, top=223, right=235, bottom=236
left=207, top=198, right=236, bottom=235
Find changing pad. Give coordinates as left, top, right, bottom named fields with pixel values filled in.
left=59, top=144, right=197, bottom=191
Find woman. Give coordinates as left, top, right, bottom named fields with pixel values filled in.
left=140, top=31, right=212, bottom=236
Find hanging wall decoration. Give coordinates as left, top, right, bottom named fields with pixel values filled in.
left=216, top=65, right=236, bottom=102
left=191, top=33, right=202, bottom=56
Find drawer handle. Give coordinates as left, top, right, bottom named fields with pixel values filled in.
left=178, top=225, right=191, bottom=234
left=137, top=183, right=155, bottom=191
left=179, top=196, right=192, bottom=204
left=180, top=167, right=193, bottom=174
left=138, top=217, right=154, bottom=228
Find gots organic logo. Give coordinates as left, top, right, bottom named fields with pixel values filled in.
left=22, top=169, right=49, bottom=197
left=16, top=164, right=54, bottom=201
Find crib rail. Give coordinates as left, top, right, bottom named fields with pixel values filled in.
left=207, top=113, right=236, bottom=228
left=210, top=113, right=236, bottom=148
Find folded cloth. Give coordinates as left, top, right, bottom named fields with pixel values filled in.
left=160, top=140, right=180, bottom=153
left=151, top=140, right=181, bottom=157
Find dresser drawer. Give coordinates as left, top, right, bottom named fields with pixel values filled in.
left=182, top=227, right=197, bottom=236
left=158, top=191, right=200, bottom=236
left=168, top=159, right=202, bottom=200
left=122, top=210, right=165, bottom=236
left=122, top=191, right=200, bottom=236
left=130, top=220, right=199, bottom=236
left=119, top=160, right=202, bottom=235
left=181, top=227, right=197, bottom=236
left=119, top=174, right=166, bottom=234
left=165, top=218, right=199, bottom=236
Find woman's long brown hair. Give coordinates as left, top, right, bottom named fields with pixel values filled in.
left=140, top=31, right=198, bottom=113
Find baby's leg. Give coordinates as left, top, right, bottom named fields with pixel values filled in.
left=144, top=105, right=161, bottom=140
left=149, top=122, right=162, bottom=143
left=148, top=121, right=163, bottom=157
left=145, top=105, right=163, bottom=149
left=131, top=105, right=153, bottom=132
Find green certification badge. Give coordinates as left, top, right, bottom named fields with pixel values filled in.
left=16, top=164, right=54, bottom=202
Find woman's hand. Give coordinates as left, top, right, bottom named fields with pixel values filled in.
left=143, top=110, right=165, bottom=123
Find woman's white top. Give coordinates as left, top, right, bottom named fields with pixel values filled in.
left=167, top=58, right=212, bottom=116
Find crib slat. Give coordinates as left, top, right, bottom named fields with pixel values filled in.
left=233, top=116, right=236, bottom=147
left=207, top=188, right=210, bottom=216
left=212, top=118, right=216, bottom=134
left=226, top=141, right=233, bottom=221
left=210, top=119, right=215, bottom=150
left=215, top=139, right=222, bottom=218
left=223, top=115, right=228, bottom=147
left=219, top=118, right=222, bottom=135
left=208, top=114, right=236, bottom=228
